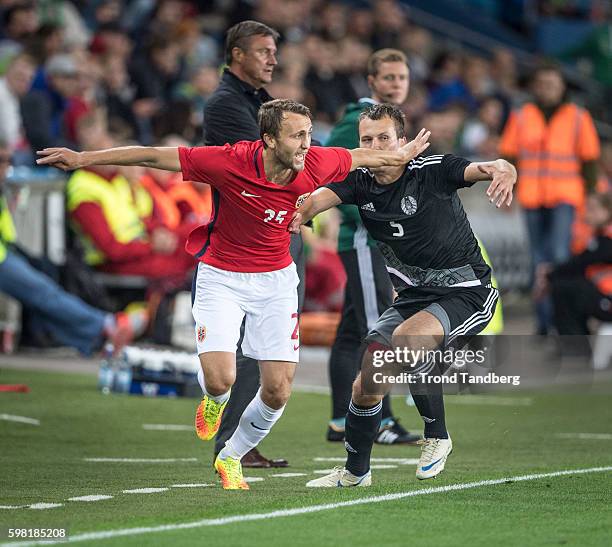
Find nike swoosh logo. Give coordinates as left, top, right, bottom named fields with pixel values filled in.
left=250, top=421, right=269, bottom=431
left=293, top=345, right=300, bottom=351
left=421, top=457, right=443, bottom=471
left=241, top=190, right=261, bottom=198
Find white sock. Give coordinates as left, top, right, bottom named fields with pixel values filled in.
left=197, top=368, right=230, bottom=404
left=219, top=389, right=285, bottom=460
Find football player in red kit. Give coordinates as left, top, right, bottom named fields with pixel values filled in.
left=37, top=99, right=430, bottom=489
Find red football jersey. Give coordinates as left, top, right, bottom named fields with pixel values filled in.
left=179, top=140, right=352, bottom=272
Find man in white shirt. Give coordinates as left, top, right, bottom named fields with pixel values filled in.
left=0, top=53, right=35, bottom=152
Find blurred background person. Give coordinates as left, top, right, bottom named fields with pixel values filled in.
left=534, top=193, right=611, bottom=344
left=65, top=113, right=194, bottom=284
left=0, top=52, right=36, bottom=158
left=0, top=138, right=146, bottom=355
left=21, top=53, right=81, bottom=152
left=499, top=64, right=601, bottom=334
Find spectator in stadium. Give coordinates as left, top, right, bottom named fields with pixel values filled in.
left=98, top=54, right=139, bottom=141
left=499, top=63, right=601, bottom=334
left=428, top=51, right=474, bottom=112
left=202, top=20, right=297, bottom=469
left=324, top=48, right=420, bottom=445
left=540, top=193, right=611, bottom=337
left=0, top=139, right=145, bottom=355
left=371, top=0, right=407, bottom=50
left=21, top=53, right=81, bottom=152
left=0, top=53, right=36, bottom=153
left=128, top=35, right=184, bottom=144
left=0, top=1, right=39, bottom=60
left=89, top=22, right=132, bottom=62
left=64, top=50, right=103, bottom=144
left=303, top=39, right=357, bottom=124
left=459, top=96, right=504, bottom=159
left=175, top=64, right=220, bottom=135
left=64, top=114, right=194, bottom=283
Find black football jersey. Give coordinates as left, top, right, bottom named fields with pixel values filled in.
left=326, top=154, right=491, bottom=292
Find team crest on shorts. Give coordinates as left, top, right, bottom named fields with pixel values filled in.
left=401, top=195, right=418, bottom=215
left=295, top=192, right=311, bottom=208
left=197, top=325, right=207, bottom=343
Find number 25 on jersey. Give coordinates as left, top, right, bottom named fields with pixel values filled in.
left=264, top=209, right=288, bottom=224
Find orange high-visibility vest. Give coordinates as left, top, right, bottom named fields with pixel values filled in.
left=140, top=174, right=212, bottom=229
left=499, top=103, right=600, bottom=209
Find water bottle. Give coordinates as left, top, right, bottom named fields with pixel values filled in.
left=98, top=344, right=116, bottom=395
left=114, top=352, right=133, bottom=394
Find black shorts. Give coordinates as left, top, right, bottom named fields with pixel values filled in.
left=365, top=284, right=499, bottom=350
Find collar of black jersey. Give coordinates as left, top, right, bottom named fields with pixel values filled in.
left=222, top=68, right=273, bottom=101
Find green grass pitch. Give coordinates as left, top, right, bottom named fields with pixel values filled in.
left=1, top=368, right=611, bottom=546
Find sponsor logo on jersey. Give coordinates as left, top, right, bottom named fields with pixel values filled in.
left=401, top=195, right=417, bottom=215
left=295, top=192, right=311, bottom=208
left=197, top=325, right=207, bottom=343
left=361, top=201, right=376, bottom=212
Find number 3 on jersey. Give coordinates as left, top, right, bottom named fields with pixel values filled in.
left=390, top=221, right=404, bottom=237
left=264, top=209, right=288, bottom=223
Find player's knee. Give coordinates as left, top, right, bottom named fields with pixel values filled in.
left=204, top=368, right=235, bottom=395
left=206, top=376, right=234, bottom=396
left=260, top=380, right=292, bottom=410
left=351, top=376, right=382, bottom=407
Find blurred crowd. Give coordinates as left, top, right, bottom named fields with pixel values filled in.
left=0, top=0, right=608, bottom=163
left=0, top=0, right=610, bottom=345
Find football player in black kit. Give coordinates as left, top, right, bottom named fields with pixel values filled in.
left=290, top=104, right=516, bottom=486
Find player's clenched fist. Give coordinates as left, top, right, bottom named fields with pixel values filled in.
left=36, top=148, right=82, bottom=171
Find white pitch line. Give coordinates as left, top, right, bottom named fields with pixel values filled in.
left=0, top=505, right=27, bottom=509
left=314, top=457, right=419, bottom=465
left=171, top=484, right=214, bottom=488
left=244, top=477, right=264, bottom=483
left=29, top=503, right=63, bottom=510
left=68, top=495, right=114, bottom=502
left=84, top=458, right=198, bottom=463
left=270, top=473, right=307, bottom=478
left=0, top=414, right=40, bottom=426
left=142, top=424, right=192, bottom=431
left=4, top=467, right=611, bottom=547
left=556, top=433, right=612, bottom=440
left=122, top=488, right=169, bottom=494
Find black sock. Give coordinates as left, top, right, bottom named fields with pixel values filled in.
left=345, top=399, right=382, bottom=476
left=381, top=393, right=393, bottom=420
left=329, top=343, right=362, bottom=420
left=408, top=374, right=448, bottom=439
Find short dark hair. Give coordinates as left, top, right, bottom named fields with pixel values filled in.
left=225, top=20, right=280, bottom=65
left=531, top=61, right=564, bottom=81
left=258, top=99, right=312, bottom=146
left=358, top=103, right=406, bottom=139
left=367, top=48, right=407, bottom=77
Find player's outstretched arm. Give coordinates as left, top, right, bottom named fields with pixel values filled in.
left=464, top=159, right=517, bottom=208
left=288, top=187, right=341, bottom=234
left=349, top=128, right=431, bottom=171
left=36, top=146, right=181, bottom=172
